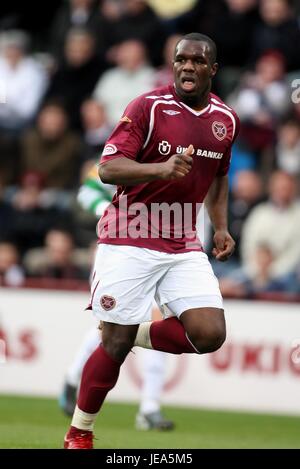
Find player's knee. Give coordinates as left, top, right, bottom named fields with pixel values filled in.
left=189, top=324, right=226, bottom=354
left=102, top=336, right=133, bottom=362
left=202, top=326, right=226, bottom=353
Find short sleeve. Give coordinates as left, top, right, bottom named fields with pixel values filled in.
left=99, top=96, right=150, bottom=165
left=217, top=113, right=240, bottom=176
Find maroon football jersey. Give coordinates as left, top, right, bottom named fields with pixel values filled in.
left=98, top=84, right=240, bottom=253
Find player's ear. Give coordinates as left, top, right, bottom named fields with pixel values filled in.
left=210, top=62, right=218, bottom=78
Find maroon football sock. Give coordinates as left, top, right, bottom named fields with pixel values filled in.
left=77, top=345, right=122, bottom=414
left=150, top=317, right=197, bottom=354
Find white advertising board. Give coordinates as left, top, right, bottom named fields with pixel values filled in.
left=0, top=288, right=299, bottom=415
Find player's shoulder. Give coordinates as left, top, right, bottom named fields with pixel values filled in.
left=123, top=85, right=177, bottom=123
left=209, top=92, right=240, bottom=138
left=209, top=93, right=239, bottom=123
left=131, top=85, right=176, bottom=108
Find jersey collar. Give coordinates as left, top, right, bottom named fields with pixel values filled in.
left=172, top=84, right=211, bottom=116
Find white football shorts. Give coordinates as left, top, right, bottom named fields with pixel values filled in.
left=89, top=244, right=223, bottom=325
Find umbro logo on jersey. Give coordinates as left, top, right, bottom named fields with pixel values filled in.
left=163, top=110, right=181, bottom=116
left=102, top=144, right=117, bottom=156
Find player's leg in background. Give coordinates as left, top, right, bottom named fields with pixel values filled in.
left=59, top=326, right=101, bottom=416
left=136, top=348, right=175, bottom=430
left=136, top=306, right=174, bottom=431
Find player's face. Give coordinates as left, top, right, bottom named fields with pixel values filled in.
left=173, top=40, right=218, bottom=107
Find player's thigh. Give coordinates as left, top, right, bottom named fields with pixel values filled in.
left=102, top=322, right=139, bottom=359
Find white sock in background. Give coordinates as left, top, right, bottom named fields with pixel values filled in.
left=66, top=327, right=101, bottom=387
left=139, top=348, right=166, bottom=415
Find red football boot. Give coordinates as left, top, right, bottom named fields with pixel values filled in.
left=64, top=427, right=94, bottom=449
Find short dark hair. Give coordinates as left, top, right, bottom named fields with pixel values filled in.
left=175, top=32, right=217, bottom=64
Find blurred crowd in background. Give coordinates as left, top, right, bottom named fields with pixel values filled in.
left=0, top=0, right=299, bottom=298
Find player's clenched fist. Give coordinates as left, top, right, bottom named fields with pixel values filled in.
left=159, top=144, right=194, bottom=180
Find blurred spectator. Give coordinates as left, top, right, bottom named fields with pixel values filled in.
left=0, top=242, right=24, bottom=286
left=210, top=169, right=264, bottom=278
left=97, top=0, right=166, bottom=65
left=147, top=0, right=197, bottom=20
left=251, top=0, right=300, bottom=71
left=228, top=170, right=264, bottom=259
left=276, top=119, right=300, bottom=183
left=229, top=50, right=290, bottom=128
left=292, top=96, right=300, bottom=119
left=45, top=27, right=107, bottom=129
left=0, top=134, right=20, bottom=187
left=178, top=0, right=221, bottom=35
left=8, top=171, right=73, bottom=254
left=24, top=229, right=90, bottom=279
left=20, top=100, right=81, bottom=189
left=209, top=0, right=259, bottom=68
left=243, top=244, right=278, bottom=291
left=287, top=263, right=300, bottom=294
left=0, top=30, right=48, bottom=187
left=228, top=50, right=290, bottom=167
left=206, top=0, right=260, bottom=97
left=0, top=181, right=16, bottom=240
left=140, top=2, right=196, bottom=36
left=93, top=39, right=155, bottom=126
left=80, top=99, right=112, bottom=162
left=0, top=30, right=48, bottom=132
left=241, top=171, right=300, bottom=280
left=219, top=243, right=297, bottom=297
left=154, top=34, right=182, bottom=87
left=228, top=142, right=256, bottom=186
left=0, top=2, right=61, bottom=50
left=49, top=0, right=100, bottom=60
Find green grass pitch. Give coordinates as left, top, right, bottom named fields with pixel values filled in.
left=0, top=395, right=299, bottom=449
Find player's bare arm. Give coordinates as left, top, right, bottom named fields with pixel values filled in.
left=205, top=174, right=235, bottom=262
left=99, top=145, right=194, bottom=185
